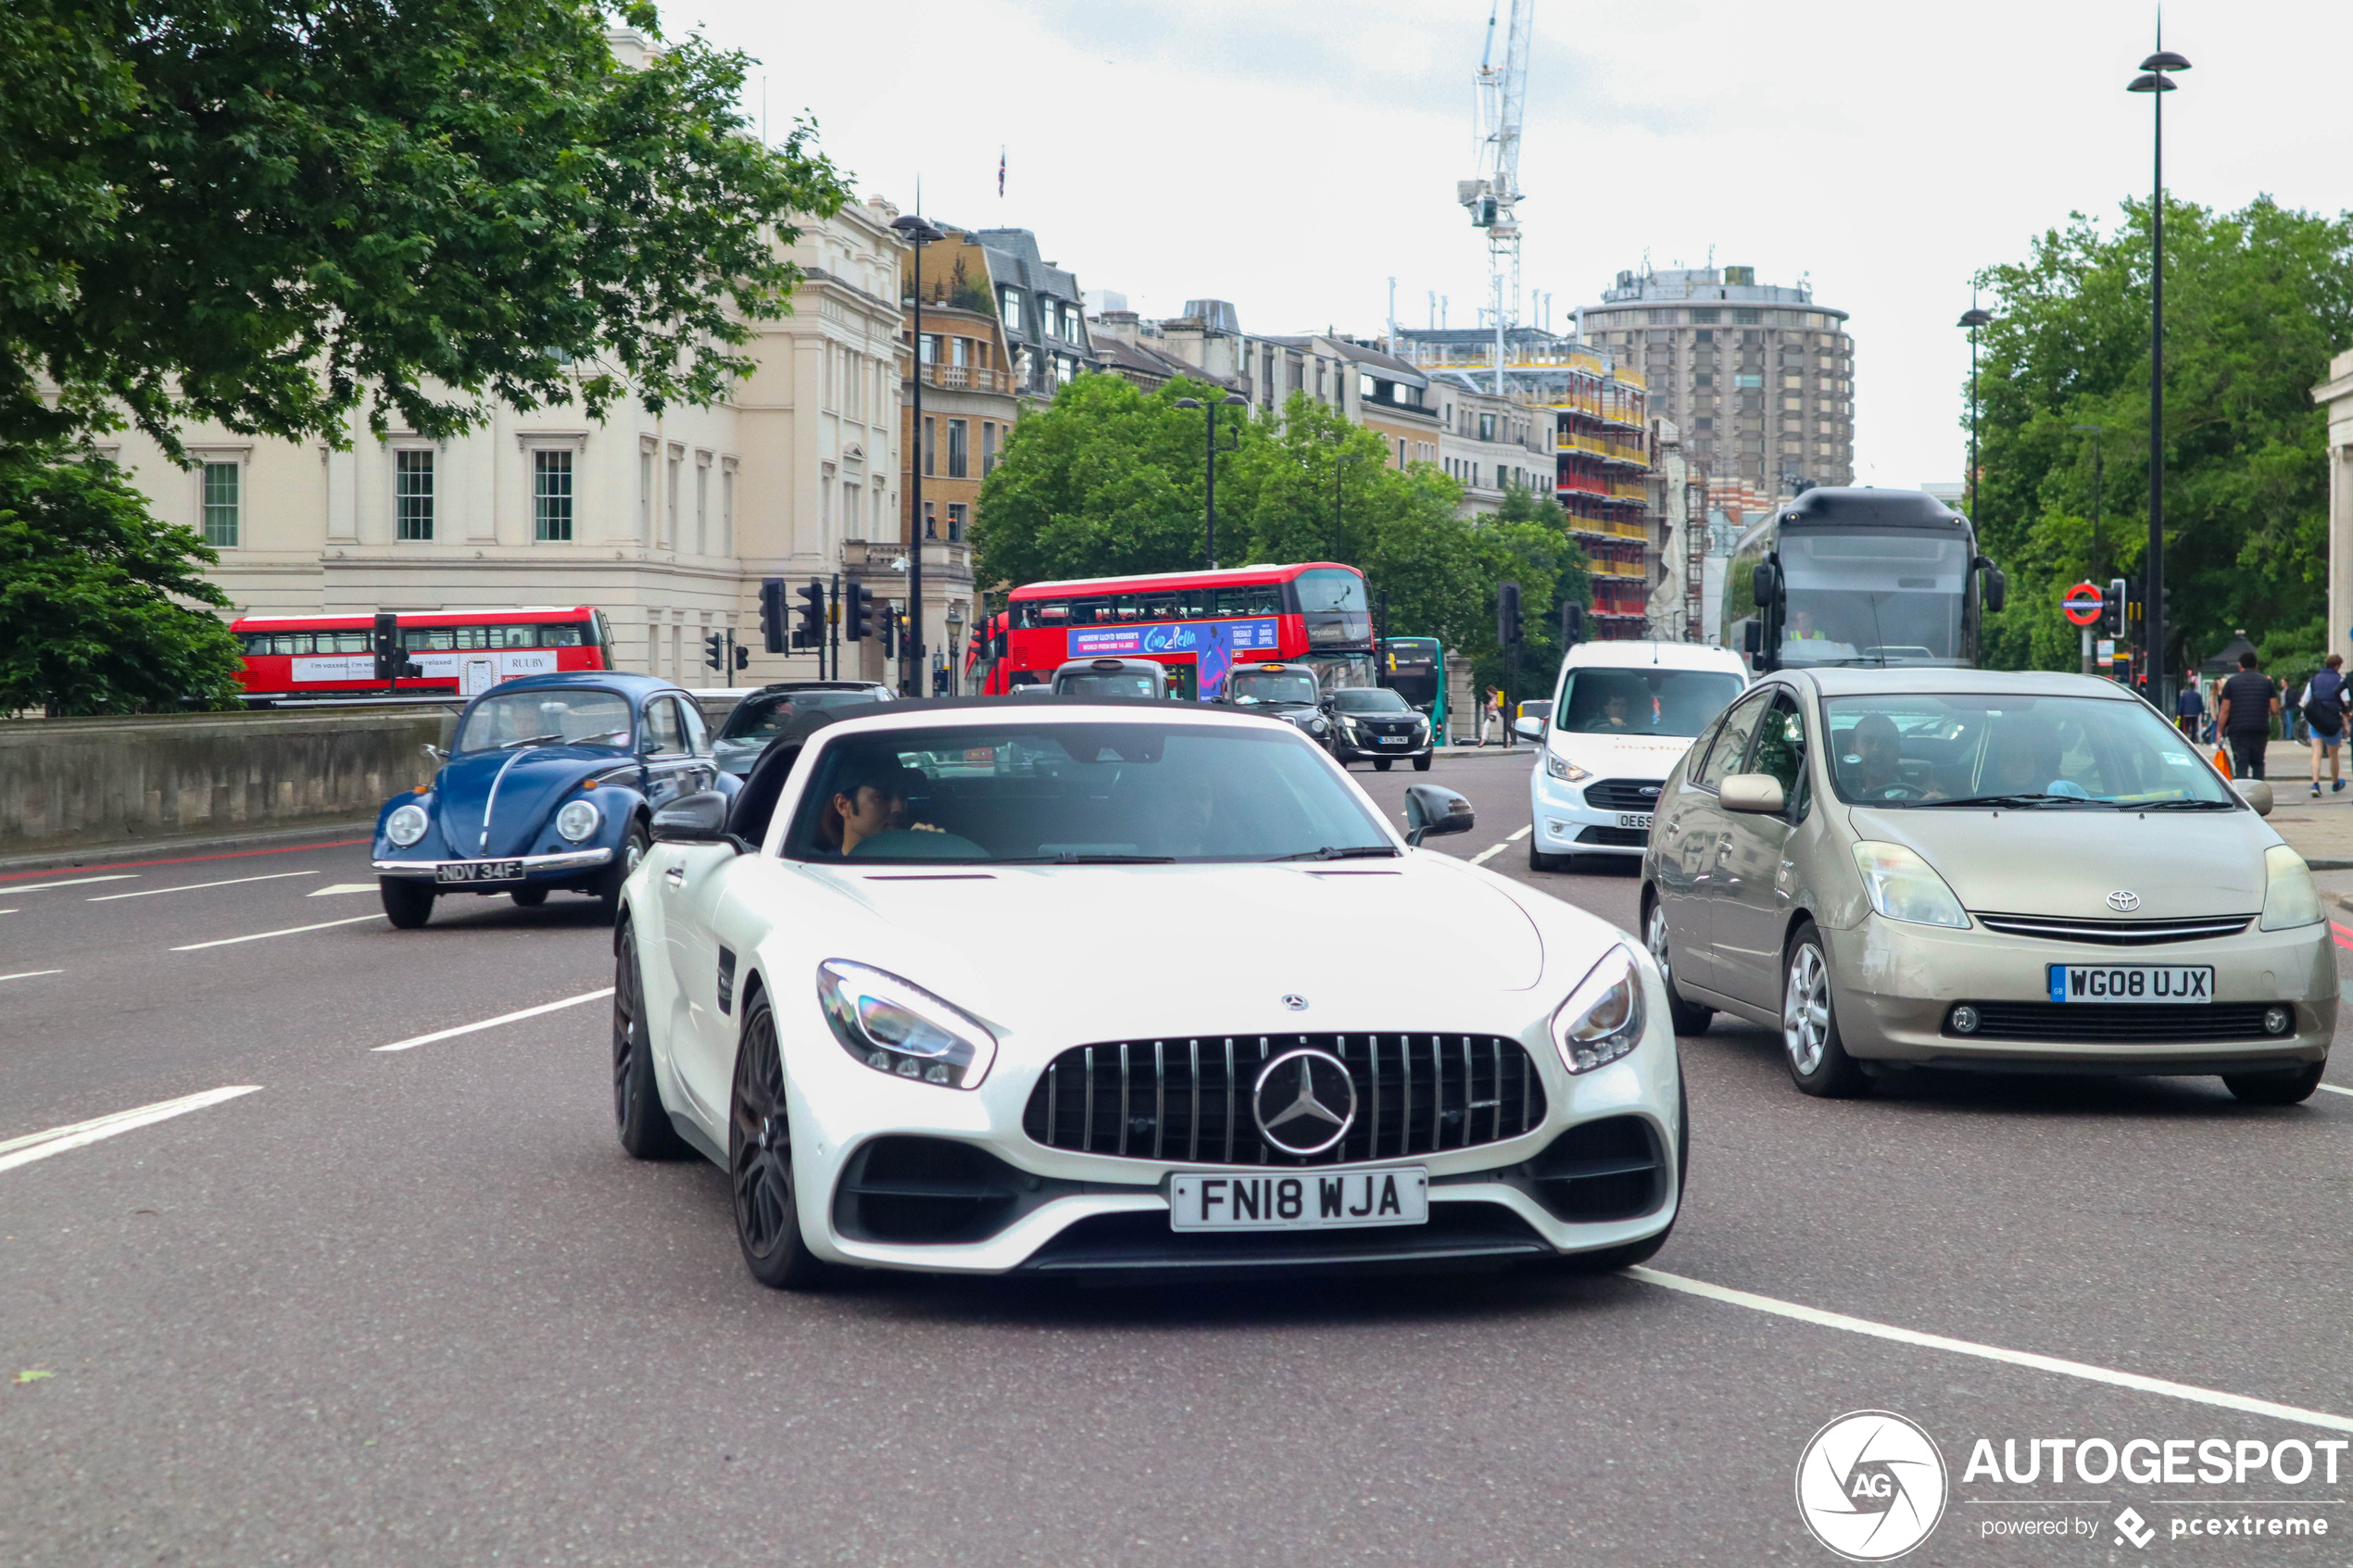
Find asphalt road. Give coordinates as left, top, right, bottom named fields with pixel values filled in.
left=4, top=750, right=2352, bottom=1566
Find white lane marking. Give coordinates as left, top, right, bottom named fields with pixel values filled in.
left=1506, top=825, right=1531, bottom=841
left=307, top=883, right=381, bottom=897
left=0, top=970, right=64, bottom=984
left=170, top=913, right=382, bottom=951
left=1470, top=841, right=1512, bottom=865
left=4, top=875, right=137, bottom=893
left=2322, top=1084, right=2352, bottom=1098
left=372, top=988, right=616, bottom=1052
left=0, top=1085, right=261, bottom=1175
left=89, top=871, right=319, bottom=901
left=1629, top=1267, right=2353, bottom=1434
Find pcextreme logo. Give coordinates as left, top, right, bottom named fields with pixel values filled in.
left=1796, top=1411, right=1950, bottom=1562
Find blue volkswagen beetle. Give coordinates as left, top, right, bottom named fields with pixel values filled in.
left=371, top=672, right=735, bottom=928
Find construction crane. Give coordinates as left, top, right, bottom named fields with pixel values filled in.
left=1457, top=0, right=1532, bottom=394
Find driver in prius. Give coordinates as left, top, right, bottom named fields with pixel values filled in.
left=1843, top=712, right=1943, bottom=799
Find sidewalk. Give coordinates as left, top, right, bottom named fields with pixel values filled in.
left=2246, top=740, right=2353, bottom=870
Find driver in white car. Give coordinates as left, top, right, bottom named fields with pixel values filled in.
left=817, top=755, right=938, bottom=855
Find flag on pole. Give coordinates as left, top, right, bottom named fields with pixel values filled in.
left=998, top=147, right=1005, bottom=197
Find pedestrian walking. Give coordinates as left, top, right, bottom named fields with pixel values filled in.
left=2173, top=673, right=2204, bottom=739
left=2307, top=654, right=2350, bottom=797
left=2216, top=649, right=2280, bottom=782
left=1478, top=686, right=1502, bottom=746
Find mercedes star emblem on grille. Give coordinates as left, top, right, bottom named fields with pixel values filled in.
left=1281, top=994, right=1308, bottom=1011
left=1252, top=1048, right=1358, bottom=1156
left=2106, top=890, right=2142, bottom=912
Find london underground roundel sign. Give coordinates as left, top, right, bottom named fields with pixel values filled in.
left=2062, top=582, right=2104, bottom=626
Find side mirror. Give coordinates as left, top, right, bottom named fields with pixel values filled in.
left=2233, top=779, right=2274, bottom=817
left=1403, top=784, right=1475, bottom=846
left=1718, top=773, right=1788, bottom=815
left=1983, top=565, right=2007, bottom=613
left=650, top=790, right=734, bottom=845
left=1742, top=621, right=1764, bottom=656
left=1752, top=560, right=1780, bottom=607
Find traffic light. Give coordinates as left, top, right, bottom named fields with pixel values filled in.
left=757, top=577, right=787, bottom=653
left=843, top=580, right=872, bottom=641
left=793, top=578, right=824, bottom=649
left=371, top=611, right=422, bottom=684
left=1560, top=601, right=1585, bottom=649
left=2105, top=577, right=2128, bottom=639
left=1496, top=582, right=1524, bottom=646
left=733, top=643, right=749, bottom=672
left=702, top=632, right=724, bottom=673
left=881, top=605, right=899, bottom=659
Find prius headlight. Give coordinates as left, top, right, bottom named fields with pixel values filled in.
left=817, top=960, right=998, bottom=1089
left=2260, top=844, right=2323, bottom=932
left=1850, top=841, right=1969, bottom=929
left=385, top=803, right=430, bottom=847
left=555, top=797, right=601, bottom=843
left=1544, top=752, right=1591, bottom=783
left=1552, top=945, right=1647, bottom=1073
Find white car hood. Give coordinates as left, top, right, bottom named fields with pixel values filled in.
left=790, top=854, right=1553, bottom=1047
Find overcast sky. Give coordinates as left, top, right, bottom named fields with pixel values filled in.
left=682, top=0, right=2350, bottom=494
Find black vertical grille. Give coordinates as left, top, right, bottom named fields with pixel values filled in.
left=1021, top=1034, right=1547, bottom=1167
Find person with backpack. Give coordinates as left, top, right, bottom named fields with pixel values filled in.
left=2306, top=654, right=2350, bottom=797
left=2216, top=650, right=2280, bottom=782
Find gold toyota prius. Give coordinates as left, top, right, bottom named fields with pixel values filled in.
left=1640, top=669, right=2334, bottom=1103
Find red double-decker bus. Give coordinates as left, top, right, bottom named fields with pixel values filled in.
left=978, top=563, right=1374, bottom=700
left=231, top=606, right=616, bottom=699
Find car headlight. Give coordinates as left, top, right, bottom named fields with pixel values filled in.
left=2260, top=844, right=2323, bottom=931
left=817, top=960, right=998, bottom=1089
left=1308, top=716, right=1328, bottom=734
left=1552, top=945, right=1647, bottom=1073
left=1850, top=840, right=1969, bottom=929
left=1544, top=752, right=1591, bottom=783
left=555, top=797, right=601, bottom=843
left=385, top=802, right=430, bottom=847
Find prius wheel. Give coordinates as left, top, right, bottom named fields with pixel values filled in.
left=1644, top=897, right=1714, bottom=1035
left=597, top=819, right=650, bottom=925
left=728, top=994, right=833, bottom=1290
left=1782, top=922, right=1868, bottom=1098
left=612, top=921, right=688, bottom=1160
left=379, top=877, right=434, bottom=929
left=2222, top=1060, right=2326, bottom=1105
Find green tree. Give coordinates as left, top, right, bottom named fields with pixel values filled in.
left=1968, top=195, right=2353, bottom=676
left=0, top=449, right=245, bottom=715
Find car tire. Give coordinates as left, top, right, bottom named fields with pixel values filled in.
left=597, top=819, right=650, bottom=925
left=612, top=920, right=689, bottom=1160
left=379, top=877, right=434, bottom=929
left=2222, top=1060, right=2326, bottom=1105
left=1643, top=897, right=1715, bottom=1035
left=1782, top=922, right=1869, bottom=1098
left=511, top=887, right=548, bottom=908
left=1529, top=837, right=1567, bottom=874
left=1373, top=759, right=1393, bottom=771
left=1412, top=752, right=1432, bottom=771
left=728, top=992, right=835, bottom=1290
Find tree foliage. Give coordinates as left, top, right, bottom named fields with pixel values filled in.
left=1969, top=195, right=2353, bottom=677
left=0, top=447, right=246, bottom=715
left=972, top=374, right=1587, bottom=695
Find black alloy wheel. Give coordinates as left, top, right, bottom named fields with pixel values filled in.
left=612, top=921, right=689, bottom=1160
left=379, top=876, right=434, bottom=929
left=511, top=886, right=549, bottom=908
left=2222, top=1060, right=2326, bottom=1105
left=597, top=819, right=651, bottom=925
left=728, top=994, right=833, bottom=1289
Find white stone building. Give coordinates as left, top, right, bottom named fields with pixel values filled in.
left=2319, top=347, right=2353, bottom=671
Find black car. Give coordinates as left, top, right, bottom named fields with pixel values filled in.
left=1324, top=686, right=1434, bottom=771
left=1214, top=661, right=1331, bottom=745
left=712, top=682, right=895, bottom=777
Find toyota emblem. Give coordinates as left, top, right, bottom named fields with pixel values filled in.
left=1252, top=1048, right=1358, bottom=1156
left=1281, top=994, right=1308, bottom=1011
left=2106, top=890, right=2142, bottom=912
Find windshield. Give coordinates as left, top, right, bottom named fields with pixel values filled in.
left=1780, top=531, right=1969, bottom=667
left=1226, top=670, right=1319, bottom=706
left=1824, top=694, right=2237, bottom=808
left=455, top=689, right=633, bottom=752
left=1293, top=568, right=1369, bottom=613
left=1057, top=671, right=1161, bottom=698
left=1331, top=688, right=1412, bottom=713
left=1555, top=668, right=1743, bottom=737
left=722, top=690, right=880, bottom=742
left=782, top=722, right=1392, bottom=863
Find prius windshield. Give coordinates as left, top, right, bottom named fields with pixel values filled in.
left=783, top=722, right=1393, bottom=863
left=1823, top=694, right=2237, bottom=808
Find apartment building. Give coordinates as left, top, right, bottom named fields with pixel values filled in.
left=1428, top=372, right=1553, bottom=514
left=973, top=229, right=1100, bottom=406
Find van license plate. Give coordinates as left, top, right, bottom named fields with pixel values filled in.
left=2048, top=964, right=2213, bottom=1003
left=1616, top=813, right=1653, bottom=831
left=1168, top=1167, right=1428, bottom=1231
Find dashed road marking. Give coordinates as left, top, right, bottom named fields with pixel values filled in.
left=308, top=884, right=381, bottom=897
left=2321, top=1083, right=2352, bottom=1098
left=1629, top=1266, right=2353, bottom=1434
left=6, top=875, right=136, bottom=893
left=0, top=970, right=63, bottom=984
left=170, top=913, right=383, bottom=951
left=372, top=988, right=615, bottom=1053
left=89, top=871, right=319, bottom=901
left=0, top=1086, right=261, bottom=1175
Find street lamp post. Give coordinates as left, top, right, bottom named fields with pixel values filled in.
left=889, top=213, right=946, bottom=696
left=1957, top=306, right=1992, bottom=521
left=1173, top=391, right=1250, bottom=570
left=945, top=605, right=963, bottom=696
left=2130, top=36, right=2189, bottom=706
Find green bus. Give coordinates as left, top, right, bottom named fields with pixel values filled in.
left=1380, top=637, right=1447, bottom=742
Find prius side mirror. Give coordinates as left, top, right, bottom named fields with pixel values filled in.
left=1719, top=773, right=1788, bottom=815
left=1403, top=784, right=1475, bottom=846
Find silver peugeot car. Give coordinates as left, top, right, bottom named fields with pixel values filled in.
left=1640, top=669, right=2334, bottom=1103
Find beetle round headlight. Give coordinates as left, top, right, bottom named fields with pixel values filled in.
left=555, top=797, right=602, bottom=843
left=385, top=803, right=430, bottom=847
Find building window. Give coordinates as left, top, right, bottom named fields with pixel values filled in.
left=637, top=448, right=652, bottom=539
left=947, top=420, right=968, bottom=479
left=923, top=417, right=936, bottom=476
left=924, top=499, right=937, bottom=540
left=535, top=450, right=573, bottom=541
left=947, top=502, right=967, bottom=542
left=394, top=449, right=434, bottom=540
left=1000, top=289, right=1021, bottom=333
left=1691, top=310, right=1719, bottom=325
left=695, top=457, right=710, bottom=554
left=950, top=336, right=969, bottom=368
left=1478, top=412, right=1496, bottom=442
left=1060, top=304, right=1080, bottom=341
left=918, top=333, right=937, bottom=364
left=1733, top=308, right=1761, bottom=324
left=720, top=461, right=736, bottom=556
left=841, top=481, right=861, bottom=537
left=1055, top=356, right=1076, bottom=385
left=982, top=420, right=998, bottom=475
left=201, top=462, right=239, bottom=547
left=665, top=448, right=682, bottom=547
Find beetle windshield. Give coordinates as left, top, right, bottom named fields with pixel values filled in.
left=455, top=689, right=633, bottom=752
left=783, top=722, right=1391, bottom=863
left=1823, top=693, right=2238, bottom=808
